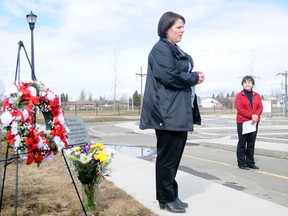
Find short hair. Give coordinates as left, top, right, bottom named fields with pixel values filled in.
left=157, top=11, right=186, bottom=38
left=241, top=75, right=255, bottom=85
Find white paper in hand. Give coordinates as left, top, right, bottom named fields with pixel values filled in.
left=242, top=120, right=257, bottom=134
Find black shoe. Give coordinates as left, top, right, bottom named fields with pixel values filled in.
left=238, top=166, right=250, bottom=170
left=159, top=200, right=186, bottom=213
left=175, top=197, right=188, bottom=208
left=248, top=164, right=259, bottom=169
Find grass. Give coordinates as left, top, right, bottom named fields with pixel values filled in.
left=0, top=144, right=158, bottom=216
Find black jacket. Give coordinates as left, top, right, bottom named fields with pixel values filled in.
left=139, top=38, right=199, bottom=132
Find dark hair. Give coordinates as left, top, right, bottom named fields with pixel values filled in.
left=157, top=11, right=185, bottom=38
left=241, top=75, right=255, bottom=85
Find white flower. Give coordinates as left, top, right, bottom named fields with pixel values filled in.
left=27, top=86, right=37, bottom=97
left=57, top=113, right=65, bottom=125
left=22, top=109, right=29, bottom=120
left=41, top=91, right=46, bottom=97
left=57, top=140, right=66, bottom=151
left=46, top=90, right=56, bottom=101
left=79, top=153, right=93, bottom=164
left=3, top=84, right=18, bottom=98
left=11, top=121, right=19, bottom=135
left=0, top=111, right=14, bottom=126
left=14, top=135, right=21, bottom=148
left=8, top=96, right=18, bottom=105
left=65, top=126, right=70, bottom=133
left=15, top=115, right=22, bottom=121
left=74, top=151, right=81, bottom=156
left=38, top=136, right=44, bottom=149
left=64, top=149, right=72, bottom=156
left=53, top=135, right=61, bottom=145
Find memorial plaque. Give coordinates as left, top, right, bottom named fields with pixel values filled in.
left=65, top=116, right=91, bottom=145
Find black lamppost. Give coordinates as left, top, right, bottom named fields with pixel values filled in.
left=26, top=11, right=37, bottom=79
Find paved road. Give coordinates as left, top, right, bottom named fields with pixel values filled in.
left=86, top=114, right=288, bottom=208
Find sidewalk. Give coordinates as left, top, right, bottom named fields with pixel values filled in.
left=108, top=121, right=288, bottom=216
left=108, top=152, right=288, bottom=216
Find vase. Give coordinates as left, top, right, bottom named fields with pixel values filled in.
left=81, top=182, right=100, bottom=212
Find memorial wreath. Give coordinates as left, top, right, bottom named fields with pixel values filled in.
left=0, top=80, right=69, bottom=165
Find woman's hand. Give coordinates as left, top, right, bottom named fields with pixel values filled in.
left=197, top=71, right=205, bottom=84
left=251, top=114, right=259, bottom=123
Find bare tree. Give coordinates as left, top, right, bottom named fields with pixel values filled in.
left=111, top=50, right=125, bottom=114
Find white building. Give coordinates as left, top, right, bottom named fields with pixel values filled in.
left=201, top=97, right=222, bottom=108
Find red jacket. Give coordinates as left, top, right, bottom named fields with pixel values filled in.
left=234, top=90, right=263, bottom=124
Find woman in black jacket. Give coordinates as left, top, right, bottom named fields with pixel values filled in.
left=140, top=11, right=205, bottom=213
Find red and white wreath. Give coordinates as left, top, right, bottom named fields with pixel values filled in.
left=1, top=81, right=69, bottom=165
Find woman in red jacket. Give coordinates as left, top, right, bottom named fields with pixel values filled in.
left=234, top=75, right=263, bottom=170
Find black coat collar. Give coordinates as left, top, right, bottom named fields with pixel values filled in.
left=160, top=38, right=185, bottom=59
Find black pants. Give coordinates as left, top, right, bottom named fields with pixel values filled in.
left=155, top=129, right=187, bottom=203
left=236, top=123, right=258, bottom=167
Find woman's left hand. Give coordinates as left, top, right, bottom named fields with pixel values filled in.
left=252, top=114, right=258, bottom=123
left=197, top=71, right=205, bottom=84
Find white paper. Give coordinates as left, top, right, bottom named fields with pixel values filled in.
left=242, top=120, right=257, bottom=134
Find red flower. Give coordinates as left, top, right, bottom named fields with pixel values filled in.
left=2, top=99, right=11, bottom=111
left=6, top=131, right=15, bottom=144
left=25, top=128, right=40, bottom=151
left=27, top=152, right=34, bottom=165
left=39, top=131, right=50, bottom=144
left=34, top=151, right=44, bottom=164
left=48, top=98, right=61, bottom=116
left=51, top=117, right=68, bottom=148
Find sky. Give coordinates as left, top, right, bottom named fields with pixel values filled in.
left=0, top=0, right=288, bottom=101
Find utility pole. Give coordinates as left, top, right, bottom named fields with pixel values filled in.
left=135, top=66, right=146, bottom=113
left=276, top=71, right=288, bottom=117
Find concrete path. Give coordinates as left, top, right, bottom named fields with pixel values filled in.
left=108, top=153, right=288, bottom=216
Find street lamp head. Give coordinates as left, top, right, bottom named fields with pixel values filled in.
left=26, top=11, right=37, bottom=31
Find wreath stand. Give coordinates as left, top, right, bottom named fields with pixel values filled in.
left=0, top=42, right=91, bottom=216
left=0, top=146, right=21, bottom=216
left=0, top=41, right=35, bottom=215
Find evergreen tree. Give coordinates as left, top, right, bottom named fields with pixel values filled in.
left=88, top=93, right=93, bottom=101
left=79, top=89, right=86, bottom=101
left=133, top=90, right=140, bottom=107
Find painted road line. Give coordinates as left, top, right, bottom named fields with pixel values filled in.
left=88, top=127, right=107, bottom=135
left=184, top=155, right=288, bottom=180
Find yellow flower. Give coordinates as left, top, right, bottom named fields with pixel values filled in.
left=91, top=143, right=104, bottom=150
left=76, top=146, right=82, bottom=152
left=93, top=151, right=107, bottom=163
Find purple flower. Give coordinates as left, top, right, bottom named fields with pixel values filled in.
left=82, top=144, right=91, bottom=153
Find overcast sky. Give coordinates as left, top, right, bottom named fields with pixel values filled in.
left=0, top=0, right=287, bottom=101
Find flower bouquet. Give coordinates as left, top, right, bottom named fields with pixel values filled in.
left=0, top=81, right=69, bottom=165
left=65, top=143, right=113, bottom=212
